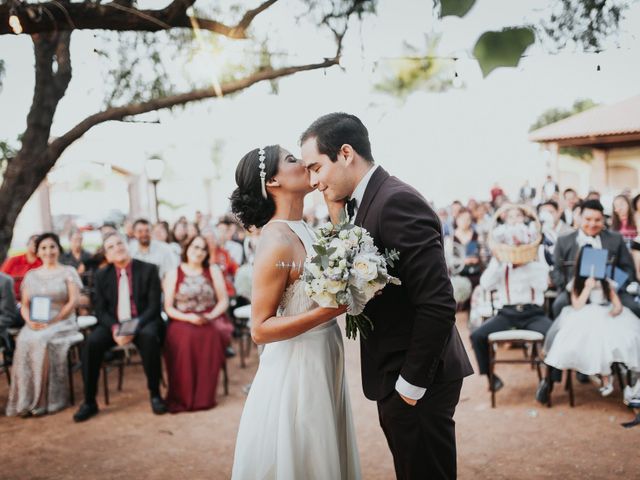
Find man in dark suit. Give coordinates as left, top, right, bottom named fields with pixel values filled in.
left=301, top=113, right=473, bottom=480
left=0, top=272, right=19, bottom=363
left=73, top=232, right=166, bottom=422
left=551, top=199, right=639, bottom=318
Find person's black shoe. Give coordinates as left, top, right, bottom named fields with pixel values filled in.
left=225, top=346, right=236, bottom=358
left=535, top=378, right=551, bottom=405
left=73, top=402, right=99, bottom=423
left=150, top=396, right=167, bottom=415
left=576, top=372, right=590, bottom=384
left=489, top=375, right=504, bottom=392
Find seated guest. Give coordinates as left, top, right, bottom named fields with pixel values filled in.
left=0, top=272, right=19, bottom=363
left=470, top=235, right=552, bottom=392
left=202, top=228, right=238, bottom=299
left=560, top=188, right=580, bottom=227
left=611, top=194, right=637, bottom=247
left=162, top=235, right=230, bottom=413
left=1, top=234, right=42, bottom=299
left=60, top=230, right=92, bottom=274
left=5, top=233, right=81, bottom=417
left=129, top=218, right=177, bottom=279
left=551, top=199, right=640, bottom=318
left=544, top=246, right=640, bottom=396
left=153, top=221, right=181, bottom=260
left=453, top=208, right=483, bottom=310
left=73, top=233, right=166, bottom=422
left=216, top=217, right=245, bottom=266
left=537, top=200, right=573, bottom=267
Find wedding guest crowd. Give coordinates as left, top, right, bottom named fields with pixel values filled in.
left=3, top=174, right=640, bottom=419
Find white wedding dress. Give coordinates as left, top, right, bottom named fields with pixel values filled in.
left=231, top=220, right=361, bottom=480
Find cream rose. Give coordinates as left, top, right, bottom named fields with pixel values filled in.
left=313, top=291, right=339, bottom=308
left=351, top=254, right=379, bottom=283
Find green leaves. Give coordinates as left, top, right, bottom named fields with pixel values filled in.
left=439, top=0, right=476, bottom=18
left=473, top=27, right=535, bottom=77
left=345, top=313, right=374, bottom=340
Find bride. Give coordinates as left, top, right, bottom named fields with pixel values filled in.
left=229, top=145, right=361, bottom=479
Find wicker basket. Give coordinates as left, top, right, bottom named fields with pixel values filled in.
left=488, top=204, right=541, bottom=265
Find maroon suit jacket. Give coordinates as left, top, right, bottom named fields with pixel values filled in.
left=355, top=167, right=473, bottom=401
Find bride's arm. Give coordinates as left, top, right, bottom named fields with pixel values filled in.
left=250, top=229, right=346, bottom=345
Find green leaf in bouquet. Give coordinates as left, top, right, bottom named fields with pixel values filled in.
left=315, top=245, right=327, bottom=256
left=385, top=248, right=400, bottom=268
left=321, top=256, right=330, bottom=269
left=326, top=247, right=337, bottom=257
left=311, top=256, right=323, bottom=266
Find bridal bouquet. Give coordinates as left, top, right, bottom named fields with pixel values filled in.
left=302, top=214, right=400, bottom=340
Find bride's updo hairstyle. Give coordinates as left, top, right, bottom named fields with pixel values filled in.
left=230, top=145, right=280, bottom=229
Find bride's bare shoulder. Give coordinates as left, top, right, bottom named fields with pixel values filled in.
left=254, top=223, right=297, bottom=260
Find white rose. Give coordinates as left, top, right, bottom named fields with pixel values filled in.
left=304, top=282, right=313, bottom=296
left=313, top=291, right=339, bottom=308
left=351, top=254, right=379, bottom=283
left=311, top=278, right=325, bottom=294
left=338, top=230, right=349, bottom=240
left=326, top=279, right=346, bottom=294
left=338, top=259, right=347, bottom=269
left=307, top=263, right=322, bottom=279
left=329, top=238, right=347, bottom=259
left=361, top=280, right=383, bottom=301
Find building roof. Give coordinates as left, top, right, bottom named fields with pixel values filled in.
left=529, top=95, right=640, bottom=147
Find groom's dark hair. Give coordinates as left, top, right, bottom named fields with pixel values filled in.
left=300, top=113, right=374, bottom=163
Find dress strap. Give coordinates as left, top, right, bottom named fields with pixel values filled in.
left=267, top=220, right=315, bottom=256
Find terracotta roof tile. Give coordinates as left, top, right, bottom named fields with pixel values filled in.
left=529, top=95, right=640, bottom=142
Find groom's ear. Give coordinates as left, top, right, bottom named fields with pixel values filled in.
left=340, top=144, right=355, bottom=165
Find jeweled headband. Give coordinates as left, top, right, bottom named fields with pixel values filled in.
left=258, top=147, right=267, bottom=199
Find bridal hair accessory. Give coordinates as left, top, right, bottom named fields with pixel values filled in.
left=258, top=147, right=268, bottom=199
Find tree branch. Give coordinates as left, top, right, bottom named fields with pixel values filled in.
left=48, top=56, right=338, bottom=161
left=0, top=1, right=277, bottom=38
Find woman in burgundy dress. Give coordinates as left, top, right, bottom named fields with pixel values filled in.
left=162, top=235, right=230, bottom=413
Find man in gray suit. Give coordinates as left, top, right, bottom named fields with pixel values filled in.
left=551, top=199, right=639, bottom=318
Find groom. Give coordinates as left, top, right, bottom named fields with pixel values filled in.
left=301, top=113, right=473, bottom=479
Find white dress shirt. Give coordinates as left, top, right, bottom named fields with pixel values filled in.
left=576, top=229, right=603, bottom=249
left=348, top=164, right=379, bottom=217
left=348, top=164, right=425, bottom=401
left=480, top=257, right=549, bottom=307
left=129, top=239, right=177, bottom=279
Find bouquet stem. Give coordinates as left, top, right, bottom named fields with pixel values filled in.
left=345, top=313, right=374, bottom=340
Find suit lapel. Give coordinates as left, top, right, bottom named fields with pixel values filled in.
left=354, top=166, right=389, bottom=226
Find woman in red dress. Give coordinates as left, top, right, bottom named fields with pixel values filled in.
left=162, top=235, right=230, bottom=413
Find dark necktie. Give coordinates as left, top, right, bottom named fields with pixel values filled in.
left=346, top=198, right=357, bottom=220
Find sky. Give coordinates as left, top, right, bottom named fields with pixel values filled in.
left=1, top=0, right=639, bottom=230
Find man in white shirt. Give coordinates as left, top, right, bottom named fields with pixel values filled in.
left=470, top=256, right=552, bottom=392
left=128, top=219, right=177, bottom=279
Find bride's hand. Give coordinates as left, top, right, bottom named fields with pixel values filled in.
left=313, top=304, right=348, bottom=322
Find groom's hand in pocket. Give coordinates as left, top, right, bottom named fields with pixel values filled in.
left=398, top=392, right=417, bottom=406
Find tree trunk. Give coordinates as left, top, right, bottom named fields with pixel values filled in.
left=0, top=32, right=72, bottom=263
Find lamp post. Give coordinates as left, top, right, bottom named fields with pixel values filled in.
left=145, top=156, right=165, bottom=222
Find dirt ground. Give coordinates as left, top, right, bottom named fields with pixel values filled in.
left=1, top=313, right=638, bottom=480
